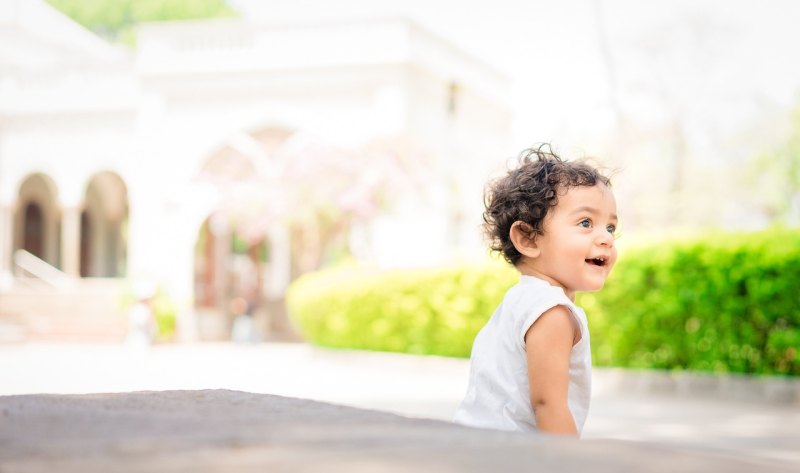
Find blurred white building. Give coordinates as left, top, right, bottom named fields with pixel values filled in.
left=0, top=0, right=512, bottom=341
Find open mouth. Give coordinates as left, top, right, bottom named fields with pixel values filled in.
left=586, top=257, right=607, bottom=267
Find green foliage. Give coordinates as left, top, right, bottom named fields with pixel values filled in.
left=119, top=285, right=177, bottom=341
left=150, top=290, right=177, bottom=341
left=287, top=228, right=800, bottom=376
left=583, top=228, right=800, bottom=376
left=46, top=0, right=236, bottom=45
left=287, top=262, right=517, bottom=357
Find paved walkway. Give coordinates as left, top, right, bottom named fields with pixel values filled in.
left=1, top=342, right=798, bottom=467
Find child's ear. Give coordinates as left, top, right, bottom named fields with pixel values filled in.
left=509, top=221, right=540, bottom=258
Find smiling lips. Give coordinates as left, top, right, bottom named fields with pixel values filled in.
left=586, top=257, right=608, bottom=267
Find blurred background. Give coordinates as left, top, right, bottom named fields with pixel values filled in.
left=0, top=0, right=798, bottom=345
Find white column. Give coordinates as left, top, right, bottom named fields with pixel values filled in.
left=173, top=244, right=199, bottom=343
left=0, top=205, right=12, bottom=288
left=266, top=225, right=290, bottom=298
left=60, top=206, right=81, bottom=277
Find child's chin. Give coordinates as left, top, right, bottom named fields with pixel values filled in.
left=581, top=281, right=607, bottom=292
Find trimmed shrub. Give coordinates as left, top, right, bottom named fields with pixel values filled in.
left=287, top=263, right=516, bottom=357
left=287, top=228, right=800, bottom=375
left=583, top=228, right=800, bottom=375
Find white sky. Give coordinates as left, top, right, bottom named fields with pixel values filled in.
left=230, top=0, right=800, bottom=156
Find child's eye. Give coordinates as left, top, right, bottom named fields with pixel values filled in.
left=578, top=219, right=592, bottom=228
left=606, top=224, right=617, bottom=234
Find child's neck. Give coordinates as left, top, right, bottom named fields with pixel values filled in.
left=517, top=262, right=576, bottom=301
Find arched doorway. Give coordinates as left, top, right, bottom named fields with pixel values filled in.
left=23, top=202, right=44, bottom=258
left=194, top=216, right=224, bottom=311
left=15, top=173, right=60, bottom=269
left=192, top=126, right=295, bottom=340
left=193, top=212, right=270, bottom=340
left=80, top=172, right=128, bottom=278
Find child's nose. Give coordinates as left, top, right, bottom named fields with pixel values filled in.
left=596, top=230, right=614, bottom=247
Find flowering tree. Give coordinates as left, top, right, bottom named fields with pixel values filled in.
left=210, top=131, right=433, bottom=280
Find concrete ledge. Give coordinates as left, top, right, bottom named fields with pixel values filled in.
left=0, top=390, right=794, bottom=472
left=594, top=368, right=800, bottom=405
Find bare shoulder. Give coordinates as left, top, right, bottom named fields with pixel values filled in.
left=524, top=305, right=579, bottom=349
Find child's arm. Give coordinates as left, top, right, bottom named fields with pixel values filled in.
left=524, top=305, right=579, bottom=436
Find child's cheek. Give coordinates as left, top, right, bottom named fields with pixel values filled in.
left=608, top=254, right=619, bottom=271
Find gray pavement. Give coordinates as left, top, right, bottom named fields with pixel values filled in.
left=5, top=390, right=792, bottom=473
left=1, top=342, right=798, bottom=467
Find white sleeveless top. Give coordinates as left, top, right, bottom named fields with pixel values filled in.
left=453, top=275, right=592, bottom=435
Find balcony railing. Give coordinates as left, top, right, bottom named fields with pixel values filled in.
left=12, top=250, right=74, bottom=290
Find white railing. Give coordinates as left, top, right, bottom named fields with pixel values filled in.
left=12, top=250, right=74, bottom=290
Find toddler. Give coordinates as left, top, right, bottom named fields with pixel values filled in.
left=454, top=144, right=617, bottom=436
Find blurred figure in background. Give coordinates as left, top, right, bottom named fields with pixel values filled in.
left=231, top=295, right=260, bottom=344
left=126, top=283, right=156, bottom=348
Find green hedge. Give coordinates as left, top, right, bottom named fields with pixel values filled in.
left=286, top=228, right=800, bottom=375
left=583, top=228, right=800, bottom=375
left=287, top=263, right=517, bottom=357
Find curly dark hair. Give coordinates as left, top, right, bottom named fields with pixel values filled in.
left=484, top=143, right=611, bottom=266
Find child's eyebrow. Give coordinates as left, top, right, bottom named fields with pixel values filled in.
left=571, top=206, right=618, bottom=221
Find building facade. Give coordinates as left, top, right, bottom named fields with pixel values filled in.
left=0, top=0, right=512, bottom=341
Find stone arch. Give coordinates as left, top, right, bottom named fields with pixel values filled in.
left=190, top=125, right=296, bottom=339
left=14, top=173, right=60, bottom=268
left=80, top=171, right=128, bottom=278
left=196, top=125, right=296, bottom=183
left=245, top=126, right=295, bottom=156
left=197, top=144, right=257, bottom=183
left=188, top=115, right=299, bottom=182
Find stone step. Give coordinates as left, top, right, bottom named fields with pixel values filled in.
left=0, top=279, right=128, bottom=342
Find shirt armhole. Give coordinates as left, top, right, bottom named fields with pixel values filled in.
left=519, top=303, right=582, bottom=348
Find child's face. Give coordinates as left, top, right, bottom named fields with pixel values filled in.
left=522, top=183, right=618, bottom=298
